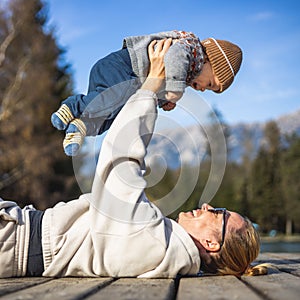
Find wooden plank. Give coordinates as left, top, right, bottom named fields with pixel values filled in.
left=85, top=278, right=176, bottom=300
left=0, top=277, right=52, bottom=297
left=242, top=268, right=300, bottom=300
left=0, top=277, right=113, bottom=300
left=256, top=253, right=300, bottom=277
left=177, top=276, right=262, bottom=300
left=0, top=253, right=299, bottom=300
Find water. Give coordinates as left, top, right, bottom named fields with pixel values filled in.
left=260, top=241, right=300, bottom=253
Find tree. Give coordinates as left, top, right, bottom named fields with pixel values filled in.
left=281, top=134, right=300, bottom=233
left=249, top=147, right=271, bottom=230
left=201, top=107, right=228, bottom=208
left=237, top=126, right=255, bottom=216
left=0, top=0, right=80, bottom=209
left=249, top=121, right=285, bottom=233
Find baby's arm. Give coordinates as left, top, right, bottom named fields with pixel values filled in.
left=164, top=41, right=190, bottom=96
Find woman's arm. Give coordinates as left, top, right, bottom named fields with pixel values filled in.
left=90, top=39, right=172, bottom=224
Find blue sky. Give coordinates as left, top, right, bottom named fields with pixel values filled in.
left=47, top=0, right=300, bottom=125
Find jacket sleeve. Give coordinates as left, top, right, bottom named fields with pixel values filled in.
left=164, top=42, right=190, bottom=92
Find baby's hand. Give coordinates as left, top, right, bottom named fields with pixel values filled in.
left=161, top=102, right=176, bottom=111
left=165, top=91, right=183, bottom=103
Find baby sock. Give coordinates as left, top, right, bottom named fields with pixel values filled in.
left=63, top=119, right=87, bottom=156
left=51, top=104, right=75, bottom=130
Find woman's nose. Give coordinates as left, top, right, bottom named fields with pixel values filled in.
left=201, top=203, right=214, bottom=211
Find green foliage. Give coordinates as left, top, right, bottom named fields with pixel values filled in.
left=249, top=121, right=285, bottom=233
left=281, top=134, right=300, bottom=233
left=146, top=119, right=300, bottom=234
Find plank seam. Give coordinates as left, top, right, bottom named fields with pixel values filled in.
left=72, top=278, right=116, bottom=300
left=239, top=277, right=272, bottom=300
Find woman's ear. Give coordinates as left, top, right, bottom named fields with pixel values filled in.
left=191, top=235, right=221, bottom=253
left=201, top=239, right=221, bottom=252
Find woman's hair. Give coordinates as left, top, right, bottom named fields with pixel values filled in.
left=201, top=217, right=268, bottom=276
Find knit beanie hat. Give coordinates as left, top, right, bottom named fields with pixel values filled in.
left=201, top=38, right=242, bottom=93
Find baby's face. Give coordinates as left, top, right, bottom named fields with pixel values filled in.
left=190, top=62, right=220, bottom=92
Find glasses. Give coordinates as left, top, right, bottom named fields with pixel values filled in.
left=207, top=208, right=227, bottom=249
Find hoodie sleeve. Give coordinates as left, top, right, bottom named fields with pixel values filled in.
left=90, top=89, right=162, bottom=229
left=0, top=198, right=24, bottom=223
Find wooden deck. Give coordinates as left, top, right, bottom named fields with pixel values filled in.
left=0, top=252, right=299, bottom=300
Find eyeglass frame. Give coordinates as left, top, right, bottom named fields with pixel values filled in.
left=207, top=208, right=227, bottom=249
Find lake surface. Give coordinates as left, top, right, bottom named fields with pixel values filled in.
left=261, top=241, right=300, bottom=253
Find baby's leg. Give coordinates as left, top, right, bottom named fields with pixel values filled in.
left=63, top=119, right=86, bottom=156
left=51, top=92, right=99, bottom=131
left=62, top=115, right=116, bottom=156
left=61, top=83, right=140, bottom=156
left=52, top=49, right=138, bottom=156
left=51, top=103, right=75, bottom=131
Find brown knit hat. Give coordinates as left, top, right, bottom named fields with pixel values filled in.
left=201, top=38, right=242, bottom=93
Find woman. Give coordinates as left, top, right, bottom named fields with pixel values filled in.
left=0, top=39, right=267, bottom=278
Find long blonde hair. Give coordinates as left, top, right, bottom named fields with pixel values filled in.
left=201, top=218, right=268, bottom=276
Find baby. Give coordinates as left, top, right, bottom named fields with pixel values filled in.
left=51, top=30, right=242, bottom=156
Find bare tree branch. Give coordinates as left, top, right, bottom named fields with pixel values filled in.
left=0, top=165, right=24, bottom=191
left=0, top=55, right=30, bottom=121
left=0, top=19, right=21, bottom=68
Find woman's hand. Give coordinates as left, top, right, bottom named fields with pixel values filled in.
left=147, top=38, right=172, bottom=79
left=141, top=38, right=172, bottom=93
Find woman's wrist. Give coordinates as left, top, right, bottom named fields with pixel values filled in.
left=141, top=77, right=164, bottom=93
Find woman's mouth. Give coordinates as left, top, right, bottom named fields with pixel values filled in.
left=192, top=209, right=201, bottom=217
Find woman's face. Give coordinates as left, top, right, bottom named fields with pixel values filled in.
left=190, top=62, right=221, bottom=92
left=177, top=203, right=246, bottom=251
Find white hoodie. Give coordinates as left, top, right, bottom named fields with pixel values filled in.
left=0, top=89, right=200, bottom=278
